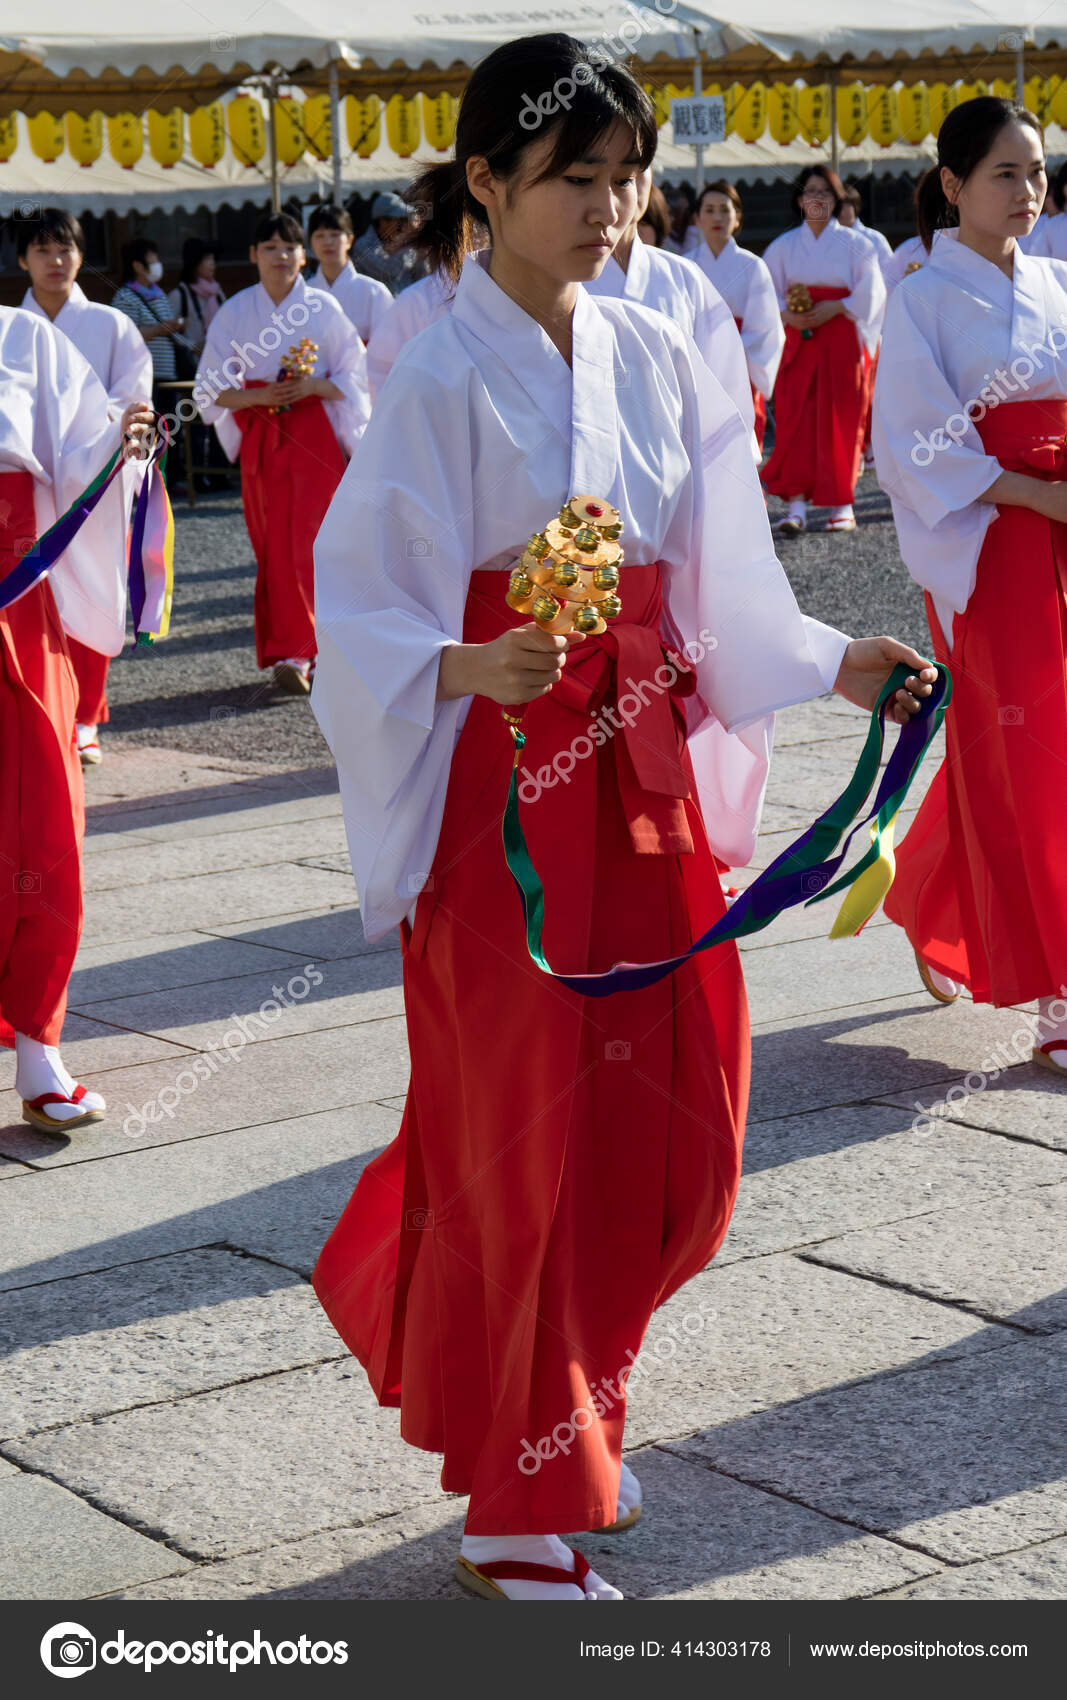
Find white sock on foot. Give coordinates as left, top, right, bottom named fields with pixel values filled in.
left=828, top=504, right=855, bottom=524
left=15, top=1037, right=104, bottom=1118
left=75, top=723, right=97, bottom=748
left=928, top=964, right=964, bottom=1000
left=1036, top=995, right=1067, bottom=1058
left=460, top=1533, right=623, bottom=1600
left=617, top=1460, right=642, bottom=1517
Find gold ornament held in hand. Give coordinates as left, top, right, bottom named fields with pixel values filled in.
left=504, top=495, right=624, bottom=632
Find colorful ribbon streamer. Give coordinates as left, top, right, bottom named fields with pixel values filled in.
left=0, top=426, right=173, bottom=646
left=503, top=661, right=952, bottom=997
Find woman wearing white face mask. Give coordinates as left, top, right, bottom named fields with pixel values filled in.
left=112, top=239, right=188, bottom=463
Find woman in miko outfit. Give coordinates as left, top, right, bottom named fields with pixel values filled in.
left=761, top=165, right=886, bottom=535
left=691, top=180, right=784, bottom=451
left=311, top=32, right=933, bottom=1602
left=874, top=96, right=1067, bottom=1071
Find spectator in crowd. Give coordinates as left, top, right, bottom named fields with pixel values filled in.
left=112, top=238, right=186, bottom=489
left=352, top=192, right=428, bottom=295
left=636, top=183, right=670, bottom=246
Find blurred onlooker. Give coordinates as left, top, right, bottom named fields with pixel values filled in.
left=352, top=192, right=429, bottom=295
left=167, top=238, right=225, bottom=358
left=663, top=185, right=700, bottom=256
left=112, top=238, right=186, bottom=487
left=637, top=184, right=670, bottom=247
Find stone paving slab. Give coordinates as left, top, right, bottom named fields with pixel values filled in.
left=82, top=829, right=156, bottom=856
left=667, top=1333, right=1067, bottom=1565
left=5, top=1361, right=444, bottom=1562
left=619, top=1253, right=1015, bottom=1448
left=878, top=1537, right=1067, bottom=1599
left=0, top=1160, right=31, bottom=1180
left=806, top=1181, right=1067, bottom=1332
left=880, top=1067, right=1067, bottom=1153
left=0, top=1248, right=342, bottom=1439
left=0, top=1101, right=398, bottom=1287
left=69, top=930, right=311, bottom=1004
left=722, top=1105, right=1065, bottom=1267
left=0, top=1013, right=193, bottom=1102
left=0, top=1474, right=190, bottom=1599
left=72, top=952, right=405, bottom=1053
left=82, top=818, right=351, bottom=893
left=747, top=996, right=1048, bottom=1124
left=742, top=922, right=928, bottom=1026
left=202, top=908, right=398, bottom=962
left=0, top=1023, right=407, bottom=1170
left=88, top=789, right=342, bottom=844
left=83, top=864, right=357, bottom=948
left=113, top=1446, right=937, bottom=1602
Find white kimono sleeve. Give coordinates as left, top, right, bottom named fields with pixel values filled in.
left=872, top=287, right=1001, bottom=617
left=842, top=240, right=887, bottom=355
left=194, top=306, right=243, bottom=464
left=108, top=314, right=154, bottom=419
left=762, top=235, right=790, bottom=311
left=312, top=357, right=475, bottom=942
left=740, top=261, right=786, bottom=399
left=31, top=326, right=128, bottom=654
left=661, top=338, right=850, bottom=865
left=690, top=275, right=755, bottom=432
left=314, top=297, right=372, bottom=455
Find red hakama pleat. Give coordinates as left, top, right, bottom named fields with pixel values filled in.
left=313, top=564, right=749, bottom=1534
left=66, top=637, right=109, bottom=725
left=236, top=384, right=346, bottom=668
left=885, top=398, right=1067, bottom=1004
left=0, top=471, right=83, bottom=1049
left=862, top=348, right=879, bottom=457
left=733, top=315, right=767, bottom=450
left=761, top=285, right=866, bottom=506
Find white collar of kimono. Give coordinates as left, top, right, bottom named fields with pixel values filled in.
left=929, top=227, right=1051, bottom=360
left=20, top=279, right=89, bottom=322
left=696, top=234, right=737, bottom=269
left=253, top=275, right=310, bottom=316
left=798, top=215, right=841, bottom=246
left=453, top=249, right=621, bottom=499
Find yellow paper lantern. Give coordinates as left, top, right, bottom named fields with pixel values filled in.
left=767, top=84, right=800, bottom=146
left=422, top=92, right=457, bottom=152
left=303, top=94, right=332, bottom=162
left=1025, top=76, right=1051, bottom=123
left=665, top=81, right=694, bottom=101
left=798, top=85, right=831, bottom=146
left=836, top=83, right=868, bottom=147
left=928, top=82, right=957, bottom=135
left=65, top=111, right=103, bottom=168
left=107, top=112, right=144, bottom=170
left=28, top=111, right=64, bottom=163
left=991, top=78, right=1014, bottom=102
left=898, top=83, right=931, bottom=145
left=0, top=114, right=17, bottom=162
left=385, top=94, right=421, bottom=158
left=642, top=84, right=670, bottom=129
left=867, top=85, right=898, bottom=149
left=189, top=103, right=225, bottom=169
left=347, top=95, right=381, bottom=158
left=734, top=82, right=766, bottom=143
left=957, top=80, right=990, bottom=106
left=147, top=108, right=183, bottom=170
left=273, top=98, right=305, bottom=165
left=1049, top=79, right=1067, bottom=129
left=227, top=94, right=266, bottom=167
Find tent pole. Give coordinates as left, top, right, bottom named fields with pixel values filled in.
left=1016, top=40, right=1026, bottom=103
left=693, top=40, right=703, bottom=194
left=268, top=74, right=280, bottom=213
left=329, top=59, right=343, bottom=204
left=829, top=64, right=840, bottom=177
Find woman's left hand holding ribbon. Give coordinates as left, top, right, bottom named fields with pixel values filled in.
left=834, top=637, right=937, bottom=725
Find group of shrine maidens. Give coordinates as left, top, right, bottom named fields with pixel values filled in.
left=3, top=27, right=1065, bottom=1603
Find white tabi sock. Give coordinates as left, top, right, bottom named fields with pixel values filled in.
left=460, top=1533, right=623, bottom=1600
left=14, top=1037, right=105, bottom=1119
left=1036, top=995, right=1067, bottom=1060
left=617, top=1459, right=642, bottom=1518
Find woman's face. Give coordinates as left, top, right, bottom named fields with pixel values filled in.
left=311, top=225, right=353, bottom=268
left=799, top=174, right=836, bottom=225
left=197, top=254, right=217, bottom=280
left=251, top=233, right=305, bottom=290
left=19, top=236, right=82, bottom=293
left=697, top=191, right=738, bottom=243
left=945, top=120, right=1046, bottom=243
left=469, top=120, right=641, bottom=285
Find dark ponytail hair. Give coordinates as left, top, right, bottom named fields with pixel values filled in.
left=916, top=95, right=1044, bottom=251
left=408, top=32, right=657, bottom=281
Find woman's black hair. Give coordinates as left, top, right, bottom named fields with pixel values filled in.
left=697, top=178, right=743, bottom=229
left=638, top=183, right=670, bottom=246
left=252, top=212, right=305, bottom=248
left=407, top=32, right=657, bottom=280
left=308, top=203, right=355, bottom=240
left=16, top=206, right=85, bottom=259
left=916, top=96, right=1044, bottom=250
left=122, top=236, right=159, bottom=279
left=789, top=165, right=847, bottom=224
left=179, top=237, right=219, bottom=285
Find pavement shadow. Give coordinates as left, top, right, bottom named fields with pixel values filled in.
left=85, top=766, right=339, bottom=830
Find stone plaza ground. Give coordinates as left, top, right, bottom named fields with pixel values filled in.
left=0, top=483, right=1064, bottom=1602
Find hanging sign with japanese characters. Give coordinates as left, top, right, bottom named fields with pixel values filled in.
left=669, top=95, right=726, bottom=145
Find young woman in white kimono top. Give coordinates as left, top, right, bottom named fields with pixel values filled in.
left=312, top=32, right=933, bottom=1603
left=584, top=169, right=754, bottom=437
left=874, top=96, right=1067, bottom=1070
left=690, top=180, right=784, bottom=450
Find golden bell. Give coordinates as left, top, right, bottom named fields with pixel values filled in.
left=573, top=525, right=600, bottom=552
left=600, top=521, right=623, bottom=540
left=558, top=503, right=581, bottom=531
left=532, top=592, right=562, bottom=624
left=599, top=592, right=622, bottom=620
left=527, top=532, right=551, bottom=559
left=553, top=560, right=580, bottom=588
left=592, top=562, right=619, bottom=591
left=573, top=604, right=601, bottom=634
left=508, top=569, right=534, bottom=600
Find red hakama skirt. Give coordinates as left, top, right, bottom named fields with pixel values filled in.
left=761, top=285, right=867, bottom=507
left=66, top=637, right=109, bottom=725
left=236, top=386, right=346, bottom=668
left=0, top=470, right=84, bottom=1049
left=314, top=564, right=749, bottom=1534
left=734, top=316, right=767, bottom=451
left=885, top=398, right=1067, bottom=1005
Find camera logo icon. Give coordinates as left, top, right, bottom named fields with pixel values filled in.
left=40, top=1622, right=97, bottom=1678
